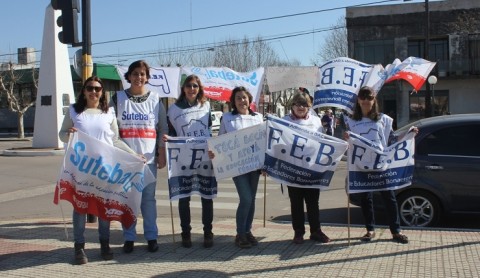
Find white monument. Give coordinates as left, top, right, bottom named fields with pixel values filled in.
left=32, top=5, right=76, bottom=148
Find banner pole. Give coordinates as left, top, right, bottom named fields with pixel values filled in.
left=347, top=174, right=351, bottom=246
left=263, top=174, right=267, bottom=228
left=170, top=201, right=175, bottom=243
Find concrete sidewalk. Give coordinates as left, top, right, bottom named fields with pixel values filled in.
left=1, top=217, right=479, bottom=277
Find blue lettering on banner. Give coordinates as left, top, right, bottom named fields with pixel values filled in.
left=70, top=141, right=144, bottom=192
left=348, top=165, right=414, bottom=191
left=191, top=67, right=260, bottom=87
left=313, top=89, right=356, bottom=111
left=264, top=154, right=334, bottom=187
left=121, top=111, right=149, bottom=121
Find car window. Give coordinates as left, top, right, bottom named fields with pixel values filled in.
left=417, top=124, right=480, bottom=156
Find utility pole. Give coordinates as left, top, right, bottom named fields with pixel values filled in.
left=81, top=0, right=92, bottom=83
left=424, top=0, right=432, bottom=117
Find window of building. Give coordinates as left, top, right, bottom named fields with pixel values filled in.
left=354, top=39, right=394, bottom=65
left=408, top=39, right=449, bottom=75
left=409, top=90, right=449, bottom=121
left=469, top=34, right=480, bottom=75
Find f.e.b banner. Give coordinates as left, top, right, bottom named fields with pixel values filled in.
left=54, top=131, right=150, bottom=228
left=166, top=136, right=218, bottom=200
left=347, top=131, right=415, bottom=193
left=265, top=115, right=348, bottom=190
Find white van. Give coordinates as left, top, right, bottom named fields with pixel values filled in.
left=211, top=111, right=223, bottom=132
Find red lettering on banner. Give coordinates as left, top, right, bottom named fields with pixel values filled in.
left=120, top=128, right=157, bottom=139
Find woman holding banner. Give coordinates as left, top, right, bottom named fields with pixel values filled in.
left=112, top=60, right=168, bottom=254
left=59, top=76, right=139, bottom=264
left=166, top=74, right=215, bottom=248
left=282, top=91, right=331, bottom=244
left=345, top=86, right=417, bottom=244
left=209, top=86, right=263, bottom=248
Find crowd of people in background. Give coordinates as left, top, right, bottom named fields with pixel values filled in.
left=59, top=60, right=416, bottom=265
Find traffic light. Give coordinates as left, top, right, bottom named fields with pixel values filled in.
left=51, top=0, right=80, bottom=45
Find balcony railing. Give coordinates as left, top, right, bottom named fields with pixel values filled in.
left=434, top=58, right=480, bottom=78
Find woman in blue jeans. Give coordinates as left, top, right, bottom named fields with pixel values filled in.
left=209, top=86, right=263, bottom=248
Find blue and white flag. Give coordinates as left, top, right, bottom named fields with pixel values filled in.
left=264, top=115, right=348, bottom=190
left=347, top=131, right=415, bottom=193
left=166, top=136, right=218, bottom=200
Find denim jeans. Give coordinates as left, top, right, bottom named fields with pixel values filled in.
left=287, top=186, right=321, bottom=234
left=123, top=163, right=158, bottom=241
left=179, top=196, right=213, bottom=234
left=73, top=210, right=110, bottom=244
left=232, top=170, right=260, bottom=236
left=358, top=190, right=401, bottom=234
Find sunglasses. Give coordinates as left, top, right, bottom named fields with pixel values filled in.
left=185, top=83, right=199, bottom=89
left=358, top=95, right=374, bottom=101
left=85, top=85, right=102, bottom=93
left=293, top=103, right=310, bottom=108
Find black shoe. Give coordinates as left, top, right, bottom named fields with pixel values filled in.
left=246, top=232, right=258, bottom=246
left=100, top=240, right=113, bottom=260
left=235, top=235, right=252, bottom=249
left=123, top=241, right=134, bottom=253
left=310, top=230, right=331, bottom=243
left=74, top=243, right=88, bottom=265
left=147, top=240, right=159, bottom=252
left=181, top=233, right=192, bottom=248
left=204, top=232, right=214, bottom=248
left=392, top=233, right=409, bottom=244
left=361, top=231, right=376, bottom=242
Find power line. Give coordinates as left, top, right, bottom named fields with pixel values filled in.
left=93, top=0, right=398, bottom=46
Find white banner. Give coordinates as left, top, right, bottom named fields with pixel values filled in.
left=265, top=66, right=318, bottom=93
left=347, top=131, right=415, bottom=193
left=207, top=123, right=267, bottom=180
left=313, top=57, right=387, bottom=114
left=54, top=131, right=150, bottom=228
left=264, top=115, right=348, bottom=190
left=166, top=136, right=218, bottom=200
left=116, top=66, right=181, bottom=98
left=181, top=67, right=265, bottom=109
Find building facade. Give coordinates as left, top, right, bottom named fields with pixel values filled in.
left=346, top=0, right=480, bottom=127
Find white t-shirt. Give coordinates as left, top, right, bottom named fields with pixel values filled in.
left=345, top=113, right=393, bottom=148
left=69, top=105, right=116, bottom=145
left=168, top=101, right=211, bottom=137
left=218, top=111, right=263, bottom=135
left=282, top=113, right=323, bottom=133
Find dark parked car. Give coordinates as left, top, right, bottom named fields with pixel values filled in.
left=349, top=113, right=480, bottom=227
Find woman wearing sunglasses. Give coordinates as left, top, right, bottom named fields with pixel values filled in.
left=345, top=86, right=415, bottom=244
left=282, top=91, right=331, bottom=245
left=166, top=74, right=215, bottom=248
left=59, top=76, right=138, bottom=264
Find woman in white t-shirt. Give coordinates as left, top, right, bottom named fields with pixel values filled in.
left=209, top=86, right=263, bottom=248
left=345, top=86, right=417, bottom=244
left=282, top=91, right=331, bottom=245
left=166, top=74, right=214, bottom=249
left=59, top=76, right=138, bottom=264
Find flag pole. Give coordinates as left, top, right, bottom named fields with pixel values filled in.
left=170, top=201, right=175, bottom=243
left=263, top=174, right=267, bottom=227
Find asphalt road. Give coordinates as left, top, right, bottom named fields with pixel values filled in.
left=0, top=137, right=478, bottom=230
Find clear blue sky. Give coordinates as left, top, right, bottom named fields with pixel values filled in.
left=1, top=0, right=429, bottom=67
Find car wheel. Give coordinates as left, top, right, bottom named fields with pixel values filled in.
left=397, top=190, right=441, bottom=227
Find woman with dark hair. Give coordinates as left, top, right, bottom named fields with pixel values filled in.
left=59, top=76, right=138, bottom=264
left=282, top=91, right=330, bottom=244
left=112, top=60, right=168, bottom=254
left=166, top=74, right=215, bottom=248
left=209, top=86, right=263, bottom=248
left=345, top=86, right=417, bottom=244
